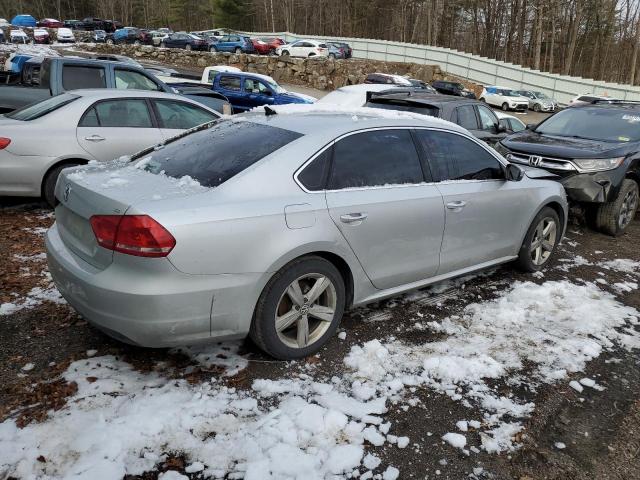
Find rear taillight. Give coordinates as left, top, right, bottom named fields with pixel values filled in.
left=0, top=138, right=11, bottom=149
left=90, top=215, right=176, bottom=257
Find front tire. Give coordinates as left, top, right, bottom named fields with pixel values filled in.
left=595, top=179, right=639, bottom=236
left=516, top=207, right=561, bottom=272
left=502, top=102, right=509, bottom=111
left=250, top=256, right=346, bottom=360
left=533, top=103, right=541, bottom=112
left=43, top=163, right=81, bottom=208
left=106, top=38, right=114, bottom=45
left=235, top=47, right=241, bottom=54
left=281, top=50, right=289, bottom=56
left=186, top=44, right=192, bottom=51
left=210, top=45, right=217, bottom=52
left=160, top=42, right=166, bottom=48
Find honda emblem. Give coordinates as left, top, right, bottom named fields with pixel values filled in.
left=529, top=155, right=542, bottom=167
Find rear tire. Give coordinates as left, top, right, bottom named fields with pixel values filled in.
left=516, top=207, right=561, bottom=272
left=235, top=47, right=241, bottom=54
left=106, top=38, right=114, bottom=45
left=160, top=42, right=166, bottom=48
left=329, top=53, right=336, bottom=59
left=533, top=103, right=541, bottom=112
left=210, top=45, right=217, bottom=52
left=595, top=179, right=639, bottom=236
left=186, top=44, right=192, bottom=51
left=281, top=50, right=289, bottom=56
left=250, top=256, right=346, bottom=360
left=502, top=102, right=509, bottom=111
left=43, top=163, right=80, bottom=208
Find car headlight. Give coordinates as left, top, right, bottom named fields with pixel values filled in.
left=572, top=157, right=625, bottom=172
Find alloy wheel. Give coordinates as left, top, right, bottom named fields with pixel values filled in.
left=275, top=274, right=337, bottom=349
left=530, top=217, right=557, bottom=266
left=618, top=188, right=638, bottom=229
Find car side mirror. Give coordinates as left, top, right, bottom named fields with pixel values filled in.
left=526, top=123, right=537, bottom=130
left=497, top=121, right=507, bottom=133
left=505, top=163, right=524, bottom=181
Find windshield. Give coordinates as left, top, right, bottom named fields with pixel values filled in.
left=265, top=79, right=286, bottom=94
left=6, top=93, right=79, bottom=121
left=141, top=120, right=303, bottom=187
left=535, top=107, right=640, bottom=142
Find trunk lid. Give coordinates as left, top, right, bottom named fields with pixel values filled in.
left=54, top=160, right=209, bottom=269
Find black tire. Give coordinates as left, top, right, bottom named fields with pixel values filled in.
left=308, top=52, right=316, bottom=57
left=106, top=38, right=114, bottom=45
left=516, top=206, right=561, bottom=272
left=210, top=45, right=217, bottom=52
left=160, top=42, right=166, bottom=48
left=134, top=39, right=141, bottom=46
left=502, top=102, right=509, bottom=111
left=533, top=103, right=541, bottom=112
left=186, top=44, right=192, bottom=51
left=595, top=179, right=639, bottom=236
left=43, top=163, right=80, bottom=208
left=479, top=97, right=486, bottom=102
left=234, top=47, right=241, bottom=54
left=281, top=50, right=289, bottom=56
left=250, top=256, right=346, bottom=360
left=329, top=53, right=336, bottom=59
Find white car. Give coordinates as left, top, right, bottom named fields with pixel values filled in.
left=0, top=18, right=9, bottom=27
left=276, top=40, right=329, bottom=58
left=10, top=29, right=29, bottom=44
left=317, top=84, right=411, bottom=108
left=480, top=86, right=529, bottom=112
left=494, top=110, right=526, bottom=133
left=0, top=89, right=221, bottom=206
left=56, top=27, right=76, bottom=43
left=568, top=94, right=618, bottom=107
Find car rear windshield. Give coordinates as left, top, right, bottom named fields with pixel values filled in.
left=366, top=99, right=439, bottom=117
left=141, top=120, right=303, bottom=187
left=535, top=107, right=640, bottom=142
left=6, top=93, right=79, bottom=121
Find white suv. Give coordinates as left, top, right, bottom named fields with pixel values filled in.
left=480, top=86, right=529, bottom=112
left=276, top=39, right=328, bottom=58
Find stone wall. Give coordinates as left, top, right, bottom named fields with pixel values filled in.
left=84, top=43, right=465, bottom=92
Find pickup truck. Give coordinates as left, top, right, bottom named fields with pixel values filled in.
left=152, top=64, right=241, bottom=86
left=0, top=57, right=172, bottom=113
left=210, top=71, right=316, bottom=113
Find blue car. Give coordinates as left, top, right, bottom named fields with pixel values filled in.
left=11, top=14, right=36, bottom=27
left=211, top=72, right=315, bottom=113
left=211, top=34, right=255, bottom=54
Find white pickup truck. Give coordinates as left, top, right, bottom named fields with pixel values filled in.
left=153, top=65, right=242, bottom=86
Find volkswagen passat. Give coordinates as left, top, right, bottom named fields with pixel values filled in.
left=46, top=108, right=567, bottom=359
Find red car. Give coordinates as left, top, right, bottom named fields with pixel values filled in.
left=33, top=28, right=51, bottom=44
left=38, top=18, right=64, bottom=28
left=252, top=37, right=285, bottom=55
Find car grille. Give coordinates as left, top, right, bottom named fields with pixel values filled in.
left=507, top=151, right=577, bottom=173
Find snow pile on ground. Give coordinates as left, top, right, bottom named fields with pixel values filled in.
left=344, top=280, right=640, bottom=453
left=0, top=273, right=65, bottom=316
left=0, top=43, right=60, bottom=57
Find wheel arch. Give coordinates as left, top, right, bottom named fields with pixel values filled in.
left=41, top=157, right=90, bottom=197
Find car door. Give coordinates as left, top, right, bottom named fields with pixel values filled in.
left=152, top=99, right=219, bottom=139
left=415, top=129, right=531, bottom=274
left=289, top=41, right=305, bottom=56
left=216, top=74, right=245, bottom=112
left=243, top=78, right=275, bottom=108
left=217, top=35, right=231, bottom=51
left=324, top=128, right=445, bottom=290
left=76, top=98, right=163, bottom=162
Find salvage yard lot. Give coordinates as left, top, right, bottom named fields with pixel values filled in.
left=1, top=198, right=640, bottom=480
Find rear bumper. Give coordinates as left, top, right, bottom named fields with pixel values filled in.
left=46, top=223, right=264, bottom=347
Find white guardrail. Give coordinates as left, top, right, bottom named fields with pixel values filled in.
left=243, top=30, right=640, bottom=106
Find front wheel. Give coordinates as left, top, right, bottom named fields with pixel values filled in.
left=106, top=38, right=114, bottom=45
left=160, top=42, right=166, bottom=48
left=596, top=179, right=639, bottom=236
left=210, top=45, right=217, bottom=52
left=185, top=44, right=192, bottom=51
left=516, top=207, right=561, bottom=272
left=281, top=50, right=289, bottom=56
left=134, top=39, right=141, bottom=46
left=533, top=103, right=541, bottom=112
left=501, top=102, right=509, bottom=111
left=235, top=47, right=241, bottom=54
left=250, top=256, right=346, bottom=360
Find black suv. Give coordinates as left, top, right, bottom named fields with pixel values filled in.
left=496, top=101, right=640, bottom=235
left=431, top=80, right=476, bottom=99
left=365, top=92, right=508, bottom=145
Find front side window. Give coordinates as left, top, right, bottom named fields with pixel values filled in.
left=243, top=78, right=271, bottom=95
left=140, top=120, right=303, bottom=187
left=62, top=65, right=106, bottom=90
left=153, top=100, right=218, bottom=129
left=456, top=105, right=478, bottom=130
left=115, top=69, right=159, bottom=90
left=477, top=105, right=497, bottom=131
left=416, top=130, right=503, bottom=181
left=87, top=99, right=153, bottom=128
left=219, top=75, right=241, bottom=90
left=329, top=129, right=424, bottom=189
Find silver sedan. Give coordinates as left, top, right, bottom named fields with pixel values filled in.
left=45, top=109, right=567, bottom=359
left=0, top=89, right=221, bottom=206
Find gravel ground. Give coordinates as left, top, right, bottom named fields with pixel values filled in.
left=1, top=196, right=639, bottom=479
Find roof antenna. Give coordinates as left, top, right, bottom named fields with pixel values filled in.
left=264, top=106, right=277, bottom=116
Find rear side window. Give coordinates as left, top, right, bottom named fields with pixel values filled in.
left=220, top=75, right=241, bottom=90
left=141, top=121, right=303, bottom=187
left=62, top=65, right=106, bottom=90
left=80, top=99, right=153, bottom=128
left=298, top=147, right=331, bottom=191
left=416, top=130, right=503, bottom=181
left=456, top=105, right=479, bottom=130
left=329, top=129, right=424, bottom=189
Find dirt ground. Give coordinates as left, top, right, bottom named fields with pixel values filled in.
left=1, top=196, right=639, bottom=480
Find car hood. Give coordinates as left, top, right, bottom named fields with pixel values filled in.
left=278, top=92, right=316, bottom=104
left=502, top=131, right=633, bottom=158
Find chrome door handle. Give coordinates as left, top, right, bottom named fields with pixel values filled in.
left=84, top=135, right=105, bottom=142
left=340, top=213, right=368, bottom=224
left=446, top=201, right=467, bottom=210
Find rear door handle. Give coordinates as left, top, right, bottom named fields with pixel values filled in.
left=446, top=201, right=467, bottom=210
left=84, top=135, right=105, bottom=142
left=340, top=213, right=368, bottom=224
